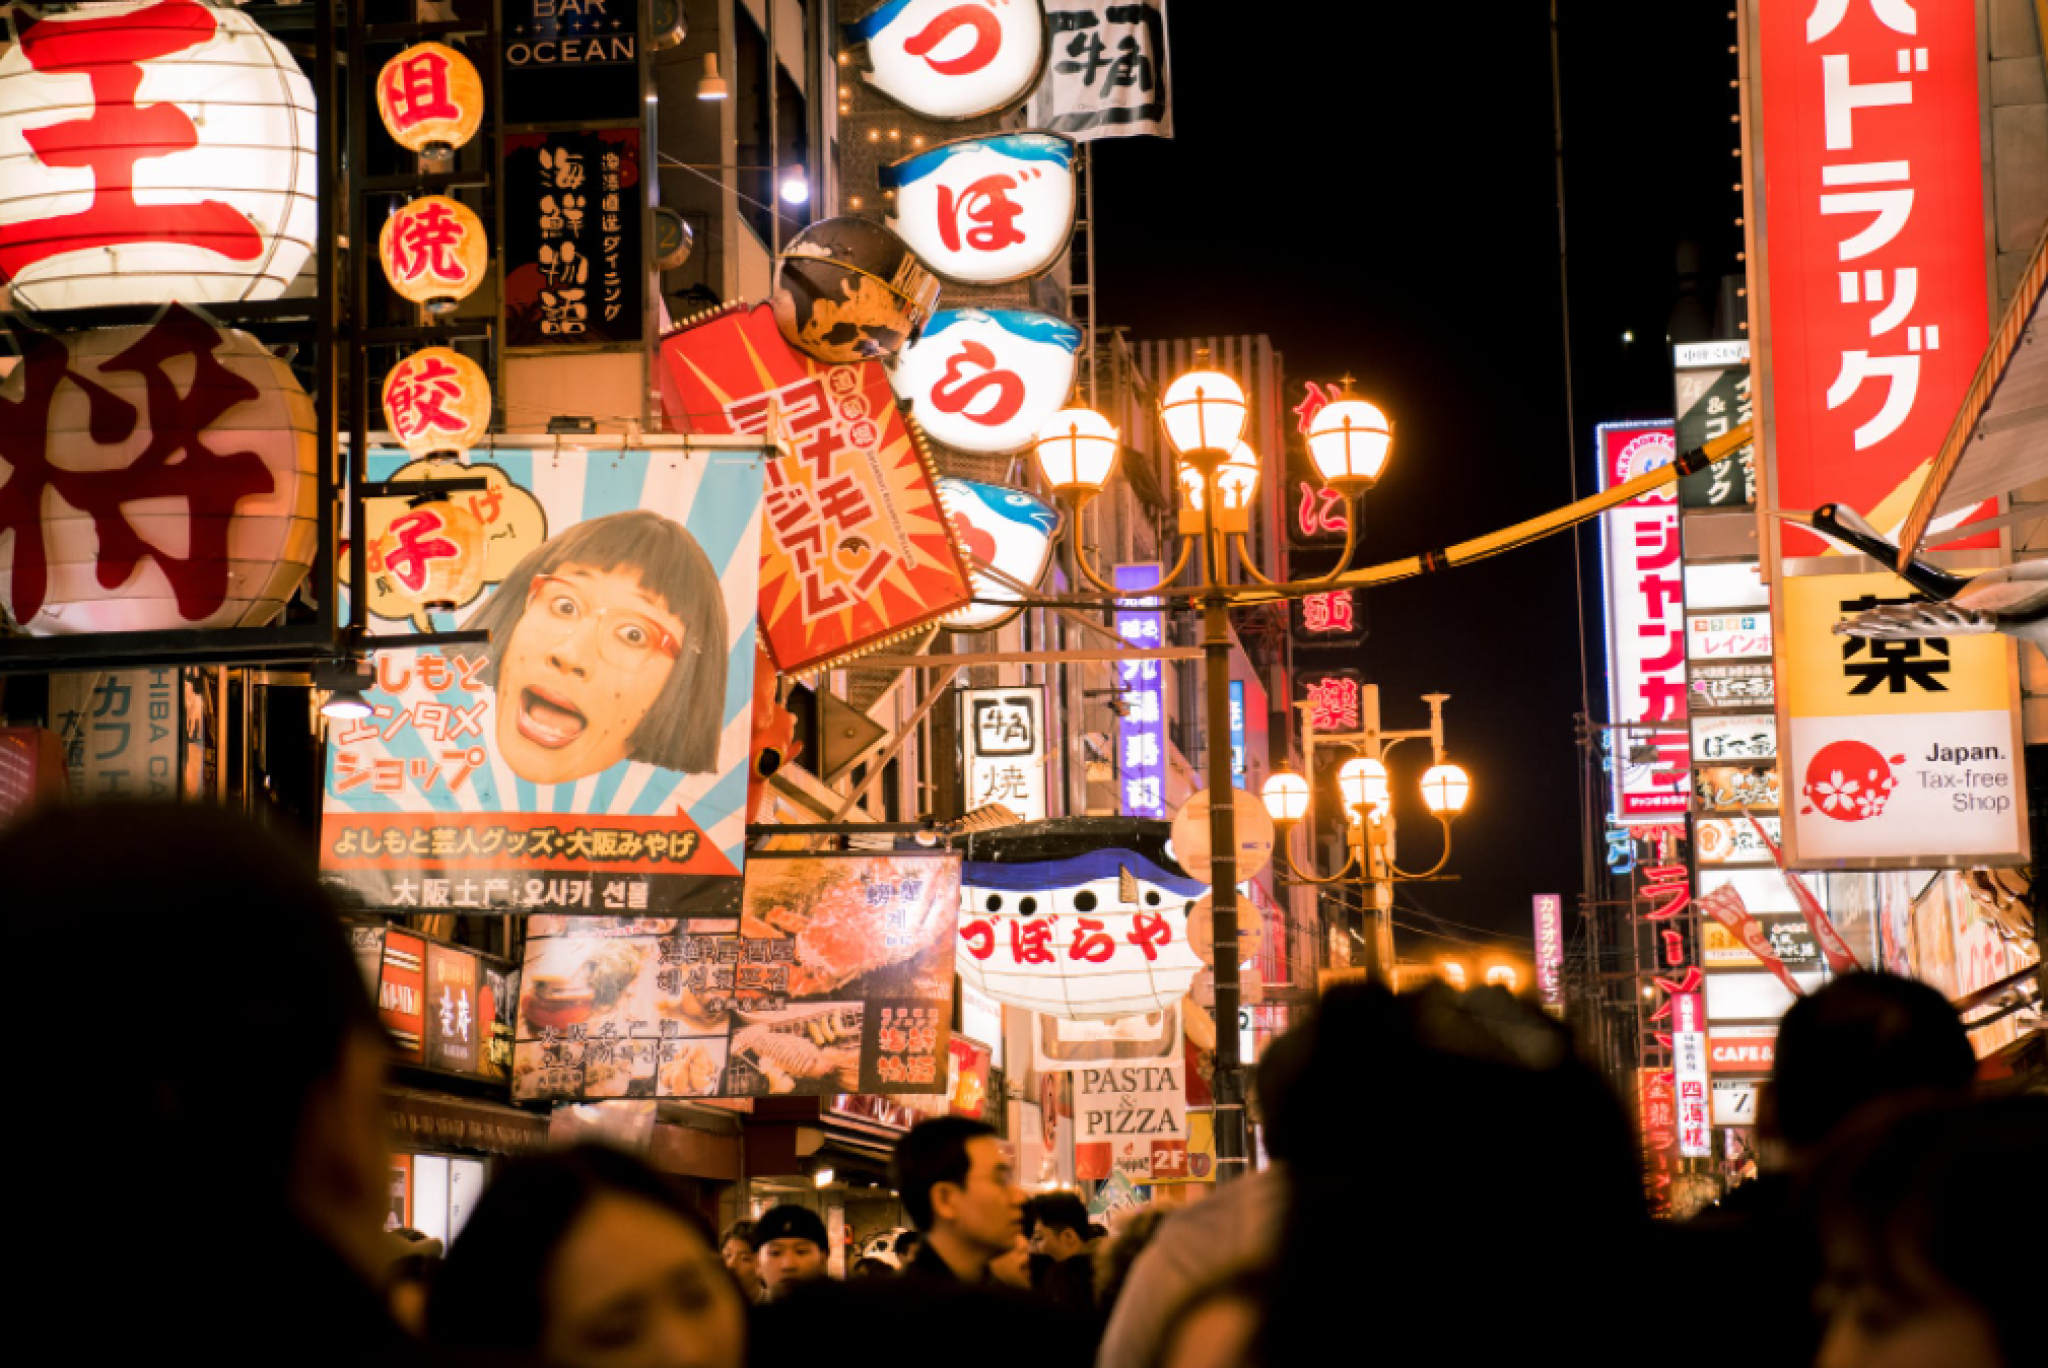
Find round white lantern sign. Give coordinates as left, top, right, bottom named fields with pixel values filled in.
left=882, top=133, right=1076, bottom=285
left=892, top=308, right=1080, bottom=454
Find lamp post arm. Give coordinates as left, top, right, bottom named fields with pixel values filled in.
left=1229, top=531, right=1280, bottom=588
left=1273, top=821, right=1363, bottom=885
left=1380, top=814, right=1456, bottom=880
left=1064, top=516, right=1196, bottom=596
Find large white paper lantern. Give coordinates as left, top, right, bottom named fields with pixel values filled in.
left=957, top=849, right=1208, bottom=1020
left=0, top=0, right=320, bottom=312
left=0, top=303, right=318, bottom=635
left=892, top=308, right=1080, bottom=454
left=845, top=0, right=1047, bottom=121
left=882, top=133, right=1076, bottom=285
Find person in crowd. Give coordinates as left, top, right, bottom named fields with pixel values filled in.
left=379, top=1228, right=444, bottom=1338
left=1028, top=1192, right=1093, bottom=1263
left=751, top=1204, right=831, bottom=1300
left=850, top=1256, right=897, bottom=1281
left=719, top=1220, right=763, bottom=1303
left=990, top=1233, right=1035, bottom=1289
left=892, top=1229, right=924, bottom=1269
left=891, top=1116, right=1026, bottom=1283
left=1084, top=1223, right=1109, bottom=1248
left=1090, top=1207, right=1167, bottom=1321
left=429, top=1144, right=746, bottom=1368
left=10, top=802, right=420, bottom=1367
left=1804, top=1094, right=2045, bottom=1368
left=1683, top=972, right=1979, bottom=1368
left=1149, top=1270, right=1268, bottom=1368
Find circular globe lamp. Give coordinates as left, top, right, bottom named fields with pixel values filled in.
left=1177, top=441, right=1260, bottom=513
left=1420, top=762, right=1472, bottom=816
left=1338, top=757, right=1391, bottom=814
left=1159, top=366, right=1247, bottom=459
left=1033, top=407, right=1119, bottom=496
left=1261, top=771, right=1310, bottom=824
left=1306, top=399, right=1393, bottom=493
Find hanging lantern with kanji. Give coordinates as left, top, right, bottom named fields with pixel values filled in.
left=368, top=493, right=488, bottom=614
left=0, top=303, right=318, bottom=635
left=0, top=0, right=321, bottom=313
left=376, top=41, right=484, bottom=161
left=382, top=347, right=492, bottom=457
left=380, top=195, right=488, bottom=314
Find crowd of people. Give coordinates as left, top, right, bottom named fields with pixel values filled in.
left=19, top=801, right=2040, bottom=1368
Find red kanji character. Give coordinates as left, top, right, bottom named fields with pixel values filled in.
left=1127, top=912, right=1172, bottom=962
left=936, top=174, right=1027, bottom=253
left=1009, top=919, right=1055, bottom=965
left=1305, top=676, right=1360, bottom=732
left=387, top=201, right=469, bottom=283
left=0, top=1, right=262, bottom=282
left=929, top=342, right=1026, bottom=427
left=1660, top=928, right=1687, bottom=967
left=1301, top=591, right=1355, bottom=634
left=381, top=509, right=459, bottom=594
left=1069, top=918, right=1115, bottom=963
left=960, top=919, right=996, bottom=961
left=379, top=48, right=460, bottom=133
left=384, top=355, right=469, bottom=444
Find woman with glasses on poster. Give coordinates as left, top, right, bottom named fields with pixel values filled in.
left=471, top=509, right=730, bottom=787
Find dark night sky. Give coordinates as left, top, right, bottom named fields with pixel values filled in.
left=1090, top=4, right=1744, bottom=947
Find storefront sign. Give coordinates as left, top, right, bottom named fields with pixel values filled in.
left=1704, top=968, right=1826, bottom=1023
left=1028, top=0, right=1174, bottom=141
left=893, top=309, right=1080, bottom=453
left=938, top=477, right=1061, bottom=632
left=0, top=305, right=320, bottom=636
left=1691, top=715, right=1776, bottom=764
left=1687, top=611, right=1772, bottom=662
left=378, top=42, right=484, bottom=158
left=1113, top=564, right=1167, bottom=818
left=1693, top=764, right=1781, bottom=816
left=958, top=848, right=1207, bottom=1019
left=882, top=133, right=1077, bottom=285
left=1074, top=1058, right=1188, bottom=1183
left=1674, top=343, right=1753, bottom=508
left=1533, top=894, right=1564, bottom=1015
left=1295, top=668, right=1364, bottom=735
left=1673, top=993, right=1709, bottom=1158
left=384, top=348, right=493, bottom=458
left=1229, top=680, right=1247, bottom=788
left=380, top=930, right=428, bottom=1064
left=1032, top=1007, right=1181, bottom=1072
left=513, top=852, right=961, bottom=1100
left=500, top=0, right=639, bottom=125
left=1689, top=661, right=1775, bottom=713
left=1686, top=562, right=1768, bottom=610
left=961, top=685, right=1047, bottom=822
left=381, top=194, right=488, bottom=313
left=1703, top=909, right=1819, bottom=969
left=845, top=0, right=1048, bottom=121
left=1597, top=421, right=1687, bottom=821
left=1710, top=1077, right=1760, bottom=1128
left=1694, top=815, right=1781, bottom=866
left=0, top=1, right=319, bottom=312
left=659, top=304, right=974, bottom=674
left=320, top=445, right=765, bottom=915
left=425, top=943, right=480, bottom=1075
left=49, top=669, right=178, bottom=800
left=947, top=1037, right=994, bottom=1119
left=1781, top=571, right=2027, bottom=865
left=1707, top=1025, right=1777, bottom=1075
left=1290, top=588, right=1362, bottom=643
left=503, top=129, right=643, bottom=348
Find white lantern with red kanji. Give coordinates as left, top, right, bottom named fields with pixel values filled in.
left=0, top=303, right=318, bottom=635
left=380, top=194, right=488, bottom=314
left=377, top=42, right=484, bottom=161
left=368, top=494, right=487, bottom=613
left=383, top=347, right=491, bottom=457
left=0, top=0, right=319, bottom=312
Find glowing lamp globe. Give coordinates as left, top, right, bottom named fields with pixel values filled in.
left=377, top=42, right=485, bottom=161
left=370, top=495, right=488, bottom=614
left=1261, top=771, right=1310, bottom=824
left=1338, top=757, right=1390, bottom=814
left=0, top=0, right=320, bottom=312
left=380, top=195, right=488, bottom=314
left=1033, top=407, right=1119, bottom=495
left=1159, top=367, right=1247, bottom=458
left=1182, top=440, right=1261, bottom=513
left=1307, top=398, right=1393, bottom=493
left=382, top=347, right=492, bottom=457
left=0, top=304, right=318, bottom=635
left=1421, top=762, right=1472, bottom=816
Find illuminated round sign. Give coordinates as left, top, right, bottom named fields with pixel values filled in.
left=1169, top=789, right=1276, bottom=884
left=892, top=308, right=1080, bottom=454
left=937, top=477, right=1060, bottom=632
left=377, top=42, right=485, bottom=160
left=845, top=0, right=1047, bottom=121
left=380, top=195, right=488, bottom=314
left=382, top=347, right=492, bottom=458
left=0, top=0, right=320, bottom=312
left=882, top=133, right=1076, bottom=285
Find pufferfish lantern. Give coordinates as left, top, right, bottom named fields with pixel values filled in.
left=770, top=216, right=940, bottom=365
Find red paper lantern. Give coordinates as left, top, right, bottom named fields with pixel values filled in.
left=369, top=494, right=487, bottom=613
left=382, top=347, right=491, bottom=457
left=380, top=195, right=488, bottom=314
left=377, top=42, right=484, bottom=161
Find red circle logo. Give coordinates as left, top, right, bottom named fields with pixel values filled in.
left=1801, top=739, right=1902, bottom=822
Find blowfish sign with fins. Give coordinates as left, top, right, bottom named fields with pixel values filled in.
left=882, top=133, right=1076, bottom=285
left=957, top=850, right=1207, bottom=1019
left=937, top=477, right=1059, bottom=632
left=844, top=0, right=1046, bottom=121
left=892, top=308, right=1080, bottom=454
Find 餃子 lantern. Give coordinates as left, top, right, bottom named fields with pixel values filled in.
left=383, top=347, right=491, bottom=457
left=369, top=494, right=488, bottom=614
left=0, top=303, right=317, bottom=635
left=377, top=41, right=484, bottom=161
left=380, top=195, right=488, bottom=314
left=0, top=0, right=321, bottom=312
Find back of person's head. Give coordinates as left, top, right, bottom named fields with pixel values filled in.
left=429, top=1144, right=720, bottom=1356
left=893, top=1228, right=923, bottom=1260
left=1769, top=972, right=1975, bottom=1155
left=1805, top=1094, right=2045, bottom=1368
left=1029, top=1191, right=1090, bottom=1239
left=891, top=1116, right=995, bottom=1231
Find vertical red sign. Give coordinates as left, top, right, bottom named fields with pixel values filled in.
left=380, top=930, right=426, bottom=1064
left=1756, top=0, right=1990, bottom=551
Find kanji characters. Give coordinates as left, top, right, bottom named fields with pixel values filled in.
left=381, top=48, right=461, bottom=133
left=387, top=200, right=471, bottom=283
left=936, top=174, right=1028, bottom=253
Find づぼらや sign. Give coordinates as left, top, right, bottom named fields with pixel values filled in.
left=882, top=132, right=1076, bottom=285
left=846, top=0, right=1049, bottom=121
left=893, top=309, right=1081, bottom=454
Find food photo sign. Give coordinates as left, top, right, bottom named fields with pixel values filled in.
left=512, top=852, right=961, bottom=1101
left=320, top=444, right=767, bottom=916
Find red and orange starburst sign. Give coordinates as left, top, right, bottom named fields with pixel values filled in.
left=658, top=304, right=972, bottom=675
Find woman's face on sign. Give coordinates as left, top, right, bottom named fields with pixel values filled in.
left=495, top=563, right=686, bottom=785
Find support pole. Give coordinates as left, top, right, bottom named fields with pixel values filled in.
left=1205, top=591, right=1248, bottom=1181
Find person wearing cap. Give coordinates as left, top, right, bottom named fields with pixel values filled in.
left=751, top=1203, right=831, bottom=1300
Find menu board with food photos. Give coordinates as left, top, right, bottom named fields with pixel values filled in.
left=513, top=853, right=960, bottom=1101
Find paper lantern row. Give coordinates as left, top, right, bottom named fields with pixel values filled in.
left=377, top=41, right=484, bottom=161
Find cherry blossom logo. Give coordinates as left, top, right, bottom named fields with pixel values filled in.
left=1801, top=739, right=1904, bottom=822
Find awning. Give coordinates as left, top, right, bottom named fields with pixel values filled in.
left=1899, top=220, right=2048, bottom=561
left=383, top=1085, right=551, bottom=1156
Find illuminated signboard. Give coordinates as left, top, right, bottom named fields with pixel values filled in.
left=1229, top=680, right=1247, bottom=788
left=845, top=0, right=1048, bottom=121
left=962, top=685, right=1048, bottom=822
left=882, top=133, right=1077, bottom=285
left=937, top=478, right=1061, bottom=632
left=1673, top=992, right=1710, bottom=1158
left=1532, top=894, right=1564, bottom=1015
left=1596, top=421, right=1686, bottom=822
left=1113, top=563, right=1166, bottom=819
left=893, top=309, right=1080, bottom=454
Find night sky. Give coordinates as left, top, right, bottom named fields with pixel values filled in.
left=1091, top=4, right=1744, bottom=947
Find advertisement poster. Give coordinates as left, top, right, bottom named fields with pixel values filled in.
left=425, top=942, right=480, bottom=1076
left=503, top=129, right=643, bottom=349
left=947, top=1037, right=993, bottom=1120
left=1597, top=421, right=1687, bottom=822
left=380, top=930, right=427, bottom=1065
left=49, top=669, right=179, bottom=801
left=321, top=445, right=766, bottom=915
left=659, top=305, right=974, bottom=674
left=512, top=853, right=962, bottom=1101
left=1074, top=1058, right=1189, bottom=1183
left=1028, top=0, right=1175, bottom=142
left=1673, top=343, right=1754, bottom=508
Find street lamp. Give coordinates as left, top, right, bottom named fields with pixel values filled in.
left=1030, top=352, right=1390, bottom=1186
